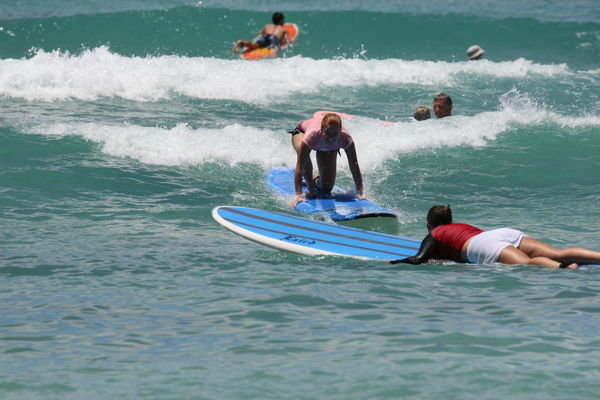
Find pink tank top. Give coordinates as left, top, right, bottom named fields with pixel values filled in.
left=299, top=115, right=353, bottom=152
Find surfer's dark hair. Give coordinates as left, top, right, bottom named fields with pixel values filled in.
left=434, top=93, right=452, bottom=106
left=272, top=12, right=284, bottom=25
left=427, top=205, right=452, bottom=228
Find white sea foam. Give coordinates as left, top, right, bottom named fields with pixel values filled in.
left=0, top=46, right=573, bottom=103
left=30, top=92, right=600, bottom=171
left=498, top=88, right=600, bottom=127
left=30, top=122, right=291, bottom=167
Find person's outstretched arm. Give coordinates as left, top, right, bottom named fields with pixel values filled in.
left=390, top=234, right=435, bottom=264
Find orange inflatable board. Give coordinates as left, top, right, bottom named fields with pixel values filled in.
left=241, top=23, right=299, bottom=60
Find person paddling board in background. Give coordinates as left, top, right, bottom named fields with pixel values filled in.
left=233, top=12, right=289, bottom=56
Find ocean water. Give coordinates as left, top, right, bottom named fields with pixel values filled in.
left=1, top=1, right=600, bottom=398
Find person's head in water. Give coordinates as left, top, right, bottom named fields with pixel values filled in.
left=467, top=45, right=485, bottom=60
left=321, top=113, right=342, bottom=143
left=272, top=12, right=284, bottom=25
left=433, top=93, right=452, bottom=118
left=427, top=205, right=452, bottom=230
left=413, top=106, right=431, bottom=121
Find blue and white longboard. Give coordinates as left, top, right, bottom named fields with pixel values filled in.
left=212, top=206, right=420, bottom=261
left=266, top=166, right=396, bottom=222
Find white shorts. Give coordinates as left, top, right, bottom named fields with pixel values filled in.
left=466, top=228, right=527, bottom=265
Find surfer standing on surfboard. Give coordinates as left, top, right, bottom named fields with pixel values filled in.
left=290, top=112, right=365, bottom=207
left=232, top=12, right=289, bottom=56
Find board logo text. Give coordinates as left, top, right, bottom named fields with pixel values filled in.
left=282, top=235, right=316, bottom=245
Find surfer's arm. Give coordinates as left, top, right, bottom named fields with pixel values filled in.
left=280, top=29, right=289, bottom=47
left=345, top=143, right=364, bottom=197
left=390, top=234, right=435, bottom=264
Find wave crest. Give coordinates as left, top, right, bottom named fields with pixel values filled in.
left=0, top=47, right=572, bottom=103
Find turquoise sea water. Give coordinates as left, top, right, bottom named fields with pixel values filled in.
left=1, top=1, right=600, bottom=398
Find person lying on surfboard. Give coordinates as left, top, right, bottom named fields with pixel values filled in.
left=232, top=12, right=289, bottom=56
left=392, top=205, right=600, bottom=269
left=290, top=112, right=365, bottom=207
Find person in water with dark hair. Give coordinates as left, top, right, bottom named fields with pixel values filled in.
left=432, top=93, right=452, bottom=118
left=392, top=205, right=600, bottom=269
left=233, top=12, right=289, bottom=56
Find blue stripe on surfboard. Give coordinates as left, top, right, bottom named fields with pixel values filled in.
left=266, top=166, right=396, bottom=221
left=215, top=206, right=419, bottom=260
left=231, top=206, right=417, bottom=243
left=215, top=206, right=418, bottom=258
left=217, top=206, right=419, bottom=249
left=219, top=220, right=414, bottom=259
